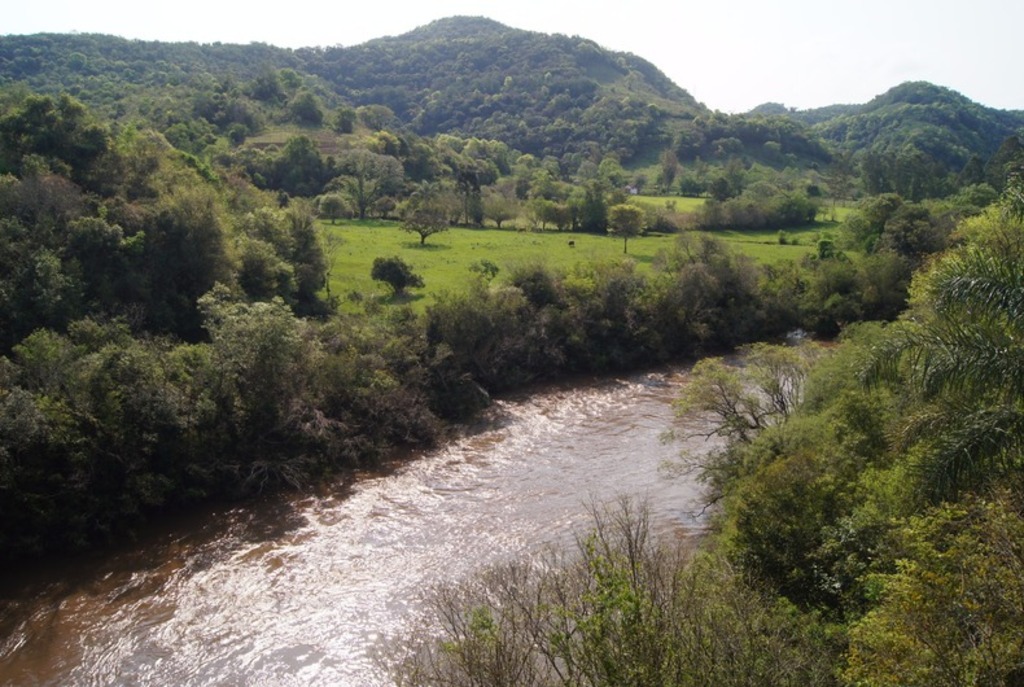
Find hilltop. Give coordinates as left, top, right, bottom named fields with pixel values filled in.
left=296, top=17, right=705, bottom=161
left=0, top=17, right=705, bottom=163
left=2, top=20, right=1023, bottom=185
left=743, top=82, right=1024, bottom=198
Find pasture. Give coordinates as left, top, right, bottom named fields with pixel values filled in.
left=629, top=195, right=707, bottom=213
left=322, top=214, right=838, bottom=311
left=324, top=221, right=671, bottom=310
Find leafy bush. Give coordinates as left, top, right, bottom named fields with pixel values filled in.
left=371, top=256, right=424, bottom=295
left=389, top=500, right=837, bottom=687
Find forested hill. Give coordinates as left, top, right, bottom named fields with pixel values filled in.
left=296, top=17, right=706, bottom=161
left=0, top=17, right=706, bottom=162
left=826, top=81, right=1024, bottom=145
left=3, top=23, right=1023, bottom=178
left=0, top=33, right=304, bottom=106
left=816, top=82, right=1024, bottom=172
left=751, top=82, right=1024, bottom=197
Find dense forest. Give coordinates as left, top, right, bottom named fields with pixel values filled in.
left=2, top=17, right=1024, bottom=684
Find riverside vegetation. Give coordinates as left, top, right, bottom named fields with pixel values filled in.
left=2, top=17, right=1024, bottom=684
left=389, top=187, right=1024, bottom=686
left=0, top=82, right=956, bottom=561
left=0, top=106, right=901, bottom=560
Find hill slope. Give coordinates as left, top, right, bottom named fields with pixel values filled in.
left=3, top=25, right=1023, bottom=184
left=0, top=18, right=707, bottom=163
left=814, top=82, right=1024, bottom=166
left=296, top=16, right=706, bottom=161
left=745, top=82, right=1024, bottom=197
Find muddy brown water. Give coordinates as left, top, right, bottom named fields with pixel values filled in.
left=0, top=366, right=720, bottom=686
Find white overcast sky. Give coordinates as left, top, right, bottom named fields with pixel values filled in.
left=5, top=0, right=1022, bottom=113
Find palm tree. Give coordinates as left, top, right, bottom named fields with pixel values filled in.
left=865, top=186, right=1024, bottom=500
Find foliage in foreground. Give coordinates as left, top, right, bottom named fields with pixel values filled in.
left=863, top=214, right=1024, bottom=501
left=679, top=196, right=1024, bottom=683
left=392, top=191, right=1024, bottom=687
left=845, top=492, right=1024, bottom=687
left=389, top=500, right=837, bottom=687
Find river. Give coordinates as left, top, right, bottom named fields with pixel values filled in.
left=0, top=365, right=719, bottom=686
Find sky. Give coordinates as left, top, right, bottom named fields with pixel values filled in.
left=5, top=0, right=1023, bottom=114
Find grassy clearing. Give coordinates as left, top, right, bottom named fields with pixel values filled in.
left=716, top=222, right=837, bottom=246
left=324, top=221, right=674, bottom=310
left=323, top=218, right=830, bottom=312
left=245, top=125, right=352, bottom=156
left=630, top=194, right=706, bottom=213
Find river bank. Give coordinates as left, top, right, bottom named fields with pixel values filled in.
left=0, top=365, right=720, bottom=686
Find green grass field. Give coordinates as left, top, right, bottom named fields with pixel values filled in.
left=323, top=213, right=839, bottom=312
left=629, top=195, right=706, bottom=213
left=325, top=221, right=671, bottom=310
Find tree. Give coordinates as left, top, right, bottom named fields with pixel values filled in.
left=356, top=104, right=396, bottom=131
left=527, top=168, right=560, bottom=201
left=329, top=149, right=404, bottom=220
left=371, top=256, right=424, bottom=296
left=824, top=151, right=855, bottom=215
left=271, top=136, right=326, bottom=197
left=985, top=135, right=1024, bottom=191
left=288, top=90, right=324, bottom=126
left=0, top=93, right=108, bottom=186
left=659, top=149, right=679, bottom=192
left=876, top=203, right=947, bottom=265
left=708, top=176, right=736, bottom=201
left=843, top=193, right=904, bottom=253
left=65, top=215, right=141, bottom=312
left=469, top=259, right=499, bottom=281
left=333, top=107, right=357, bottom=134
left=577, top=181, right=608, bottom=233
left=248, top=67, right=284, bottom=102
left=1004, top=171, right=1024, bottom=221
left=285, top=199, right=329, bottom=314
left=528, top=198, right=558, bottom=230
left=482, top=187, right=519, bottom=228
left=845, top=494, right=1024, bottom=687
left=198, top=287, right=318, bottom=483
left=317, top=192, right=350, bottom=223
left=607, top=203, right=645, bottom=253
left=390, top=499, right=836, bottom=687
left=865, top=201, right=1024, bottom=500
left=676, top=342, right=821, bottom=445
left=957, top=154, right=986, bottom=188
left=452, top=159, right=484, bottom=226
left=598, top=155, right=626, bottom=187
left=402, top=183, right=451, bottom=245
left=145, top=184, right=233, bottom=338
left=0, top=219, right=81, bottom=349
left=236, top=237, right=295, bottom=302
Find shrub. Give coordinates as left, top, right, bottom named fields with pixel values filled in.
left=371, top=256, right=424, bottom=296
